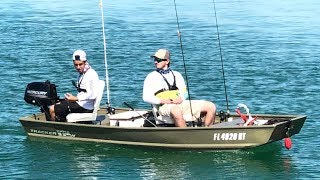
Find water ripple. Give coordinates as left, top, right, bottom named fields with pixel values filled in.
left=0, top=0, right=319, bottom=179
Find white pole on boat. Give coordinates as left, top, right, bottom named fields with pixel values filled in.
left=99, top=0, right=111, bottom=106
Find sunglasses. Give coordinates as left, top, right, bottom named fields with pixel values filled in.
left=154, top=57, right=167, bottom=63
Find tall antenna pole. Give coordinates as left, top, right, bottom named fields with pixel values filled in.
left=99, top=0, right=111, bottom=107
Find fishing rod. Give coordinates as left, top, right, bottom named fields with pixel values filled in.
left=99, top=0, right=112, bottom=113
left=212, top=0, right=230, bottom=113
left=173, top=0, right=199, bottom=125
left=123, top=102, right=157, bottom=127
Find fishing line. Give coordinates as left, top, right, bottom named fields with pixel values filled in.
left=212, top=0, right=230, bottom=113
left=99, top=0, right=111, bottom=109
left=173, top=0, right=197, bottom=123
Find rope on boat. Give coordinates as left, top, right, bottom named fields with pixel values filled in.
left=212, top=0, right=230, bottom=113
left=173, top=0, right=197, bottom=124
left=99, top=0, right=111, bottom=108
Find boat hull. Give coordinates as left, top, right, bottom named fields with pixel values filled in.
left=19, top=109, right=306, bottom=149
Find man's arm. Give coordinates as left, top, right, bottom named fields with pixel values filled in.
left=143, top=73, right=161, bottom=104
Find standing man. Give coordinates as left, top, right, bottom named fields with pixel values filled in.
left=143, top=48, right=216, bottom=127
left=49, top=50, right=100, bottom=121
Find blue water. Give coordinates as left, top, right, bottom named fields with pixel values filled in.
left=1, top=0, right=319, bottom=178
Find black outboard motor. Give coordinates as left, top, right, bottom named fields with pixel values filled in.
left=24, top=80, right=59, bottom=120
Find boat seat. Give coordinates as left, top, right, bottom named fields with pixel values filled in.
left=151, top=104, right=196, bottom=125
left=109, top=110, right=148, bottom=120
left=109, top=110, right=148, bottom=127
left=66, top=80, right=105, bottom=123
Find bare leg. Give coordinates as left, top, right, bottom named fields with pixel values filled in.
left=49, top=105, right=56, bottom=121
left=202, top=101, right=216, bottom=127
left=170, top=106, right=187, bottom=127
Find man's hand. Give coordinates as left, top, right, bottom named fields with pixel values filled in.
left=171, top=97, right=183, bottom=104
left=160, top=99, right=172, bottom=104
left=64, top=93, right=78, bottom=102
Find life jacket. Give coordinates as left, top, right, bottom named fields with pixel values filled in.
left=154, top=70, right=179, bottom=100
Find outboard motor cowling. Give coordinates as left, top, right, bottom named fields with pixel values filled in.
left=24, top=80, right=58, bottom=107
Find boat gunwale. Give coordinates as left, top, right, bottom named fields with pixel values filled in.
left=19, top=113, right=307, bottom=130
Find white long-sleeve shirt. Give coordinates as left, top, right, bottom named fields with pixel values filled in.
left=143, top=70, right=187, bottom=105
left=76, top=68, right=99, bottom=110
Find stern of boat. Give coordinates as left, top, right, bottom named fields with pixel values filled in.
left=268, top=115, right=307, bottom=142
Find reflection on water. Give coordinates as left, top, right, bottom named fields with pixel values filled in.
left=19, top=138, right=297, bottom=179
left=71, top=150, right=104, bottom=178
left=132, top=143, right=297, bottom=179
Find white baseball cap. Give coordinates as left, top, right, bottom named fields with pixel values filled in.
left=73, top=50, right=87, bottom=61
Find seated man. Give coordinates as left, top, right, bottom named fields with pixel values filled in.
left=143, top=49, right=216, bottom=127
left=49, top=50, right=100, bottom=121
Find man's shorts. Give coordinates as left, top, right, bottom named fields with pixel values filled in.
left=54, top=101, right=93, bottom=122
left=158, top=100, right=209, bottom=121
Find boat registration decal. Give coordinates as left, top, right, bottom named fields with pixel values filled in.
left=213, top=133, right=246, bottom=141
left=30, top=129, right=75, bottom=137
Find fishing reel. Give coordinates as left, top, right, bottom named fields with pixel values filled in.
left=218, top=110, right=230, bottom=122
left=106, top=104, right=115, bottom=114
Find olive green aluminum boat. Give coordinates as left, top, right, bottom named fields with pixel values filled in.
left=19, top=107, right=306, bottom=149
left=19, top=1, right=307, bottom=150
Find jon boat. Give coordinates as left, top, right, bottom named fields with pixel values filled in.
left=19, top=1, right=306, bottom=150
left=19, top=80, right=306, bottom=150
left=19, top=108, right=306, bottom=150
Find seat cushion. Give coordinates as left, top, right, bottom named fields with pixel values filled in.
left=66, top=113, right=97, bottom=123
left=109, top=111, right=148, bottom=120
